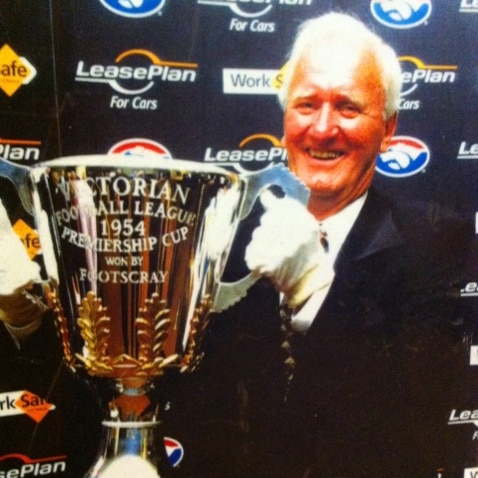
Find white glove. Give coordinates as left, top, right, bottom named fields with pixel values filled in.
left=245, top=190, right=333, bottom=308
left=0, top=199, right=41, bottom=295
left=0, top=199, right=44, bottom=330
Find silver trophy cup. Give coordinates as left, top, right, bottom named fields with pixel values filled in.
left=0, top=155, right=308, bottom=477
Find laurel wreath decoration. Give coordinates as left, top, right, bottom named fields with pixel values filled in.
left=136, top=292, right=179, bottom=375
left=181, top=295, right=213, bottom=372
left=76, top=291, right=114, bottom=376
left=47, top=287, right=213, bottom=379
left=44, top=285, right=73, bottom=364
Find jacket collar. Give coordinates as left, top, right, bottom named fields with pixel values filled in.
left=336, top=187, right=405, bottom=266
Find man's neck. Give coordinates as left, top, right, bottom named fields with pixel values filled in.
left=308, top=190, right=369, bottom=221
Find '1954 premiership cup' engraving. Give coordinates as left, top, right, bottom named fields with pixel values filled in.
left=36, top=156, right=244, bottom=379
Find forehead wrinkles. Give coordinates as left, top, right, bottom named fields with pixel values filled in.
left=288, top=42, right=384, bottom=103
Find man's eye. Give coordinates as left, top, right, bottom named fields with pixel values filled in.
left=295, top=101, right=314, bottom=113
left=340, top=103, right=360, bottom=116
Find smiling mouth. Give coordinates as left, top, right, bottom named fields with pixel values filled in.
left=308, top=150, right=342, bottom=160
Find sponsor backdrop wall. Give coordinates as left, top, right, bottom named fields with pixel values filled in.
left=1, top=0, right=478, bottom=475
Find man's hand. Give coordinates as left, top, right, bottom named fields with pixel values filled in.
left=0, top=199, right=44, bottom=328
left=245, top=191, right=333, bottom=308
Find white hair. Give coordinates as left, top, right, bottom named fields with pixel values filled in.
left=278, top=12, right=402, bottom=120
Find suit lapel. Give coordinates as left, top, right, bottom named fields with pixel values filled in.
left=336, top=188, right=405, bottom=266
left=304, top=189, right=407, bottom=337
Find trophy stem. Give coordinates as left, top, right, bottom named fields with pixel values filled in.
left=84, top=381, right=174, bottom=478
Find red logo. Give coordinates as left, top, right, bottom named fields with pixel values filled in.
left=108, top=138, right=172, bottom=158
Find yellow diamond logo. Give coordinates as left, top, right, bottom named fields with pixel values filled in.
left=12, top=219, right=41, bottom=260
left=0, top=44, right=37, bottom=97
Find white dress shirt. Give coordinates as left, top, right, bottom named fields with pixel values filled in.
left=289, top=193, right=367, bottom=333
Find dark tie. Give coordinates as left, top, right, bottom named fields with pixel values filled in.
left=279, top=303, right=307, bottom=402
left=318, top=223, right=329, bottom=253
left=280, top=223, right=329, bottom=400
left=280, top=303, right=295, bottom=401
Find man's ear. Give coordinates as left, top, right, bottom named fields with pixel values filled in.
left=380, top=113, right=398, bottom=153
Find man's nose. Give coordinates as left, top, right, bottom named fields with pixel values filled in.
left=310, top=104, right=339, bottom=137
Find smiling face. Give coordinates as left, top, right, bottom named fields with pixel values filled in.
left=282, top=44, right=397, bottom=219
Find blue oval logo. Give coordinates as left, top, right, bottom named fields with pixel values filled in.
left=376, top=136, right=430, bottom=177
left=99, top=0, right=166, bottom=18
left=370, top=0, right=432, bottom=29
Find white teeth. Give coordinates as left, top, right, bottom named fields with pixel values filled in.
left=308, top=150, right=341, bottom=159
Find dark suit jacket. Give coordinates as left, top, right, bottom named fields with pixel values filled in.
left=166, top=187, right=477, bottom=478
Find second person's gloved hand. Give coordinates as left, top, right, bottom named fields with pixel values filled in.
left=0, top=198, right=45, bottom=331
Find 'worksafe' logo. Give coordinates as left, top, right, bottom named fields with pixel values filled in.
left=99, top=0, right=166, bottom=17
left=370, top=0, right=432, bottom=28
left=376, top=136, right=430, bottom=177
left=75, top=49, right=197, bottom=95
left=0, top=44, right=37, bottom=97
left=399, top=56, right=457, bottom=96
left=204, top=133, right=286, bottom=172
left=223, top=68, right=281, bottom=94
left=108, top=138, right=172, bottom=158
left=13, top=220, right=41, bottom=260
left=198, top=0, right=311, bottom=18
left=0, top=391, right=56, bottom=423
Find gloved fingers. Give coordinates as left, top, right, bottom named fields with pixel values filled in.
left=0, top=199, right=12, bottom=233
left=246, top=191, right=319, bottom=273
left=0, top=288, right=46, bottom=327
left=259, top=189, right=281, bottom=211
left=260, top=189, right=311, bottom=217
left=284, top=262, right=335, bottom=308
left=246, top=224, right=320, bottom=280
left=0, top=254, right=41, bottom=295
left=245, top=229, right=284, bottom=274
left=0, top=202, right=42, bottom=295
left=260, top=190, right=318, bottom=233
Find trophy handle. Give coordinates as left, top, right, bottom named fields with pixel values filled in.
left=0, top=157, right=34, bottom=216
left=213, top=164, right=309, bottom=312
left=238, top=163, right=309, bottom=220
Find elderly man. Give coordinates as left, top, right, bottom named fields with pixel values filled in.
left=176, top=12, right=475, bottom=478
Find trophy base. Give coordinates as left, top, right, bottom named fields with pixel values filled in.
left=83, top=380, right=180, bottom=478
left=85, top=421, right=172, bottom=478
